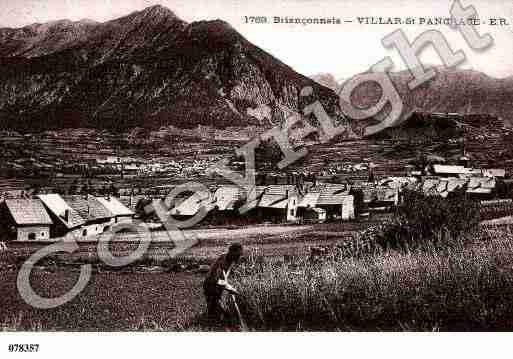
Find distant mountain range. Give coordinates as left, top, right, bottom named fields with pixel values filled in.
left=311, top=67, right=513, bottom=130
left=1, top=5, right=511, bottom=135
left=0, top=5, right=341, bottom=132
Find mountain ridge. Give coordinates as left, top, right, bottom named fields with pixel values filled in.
left=312, top=66, right=513, bottom=129
left=0, top=5, right=342, bottom=132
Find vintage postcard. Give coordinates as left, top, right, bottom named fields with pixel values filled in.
left=1, top=0, right=513, bottom=353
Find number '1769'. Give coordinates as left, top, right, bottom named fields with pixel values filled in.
left=244, top=16, right=268, bottom=23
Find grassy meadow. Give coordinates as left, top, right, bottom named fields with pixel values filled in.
left=232, top=227, right=513, bottom=331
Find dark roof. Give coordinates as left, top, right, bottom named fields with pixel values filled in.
left=5, top=199, right=53, bottom=226
left=258, top=194, right=288, bottom=209
left=63, top=195, right=113, bottom=221
left=310, top=183, right=351, bottom=205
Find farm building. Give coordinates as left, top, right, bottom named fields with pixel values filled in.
left=37, top=194, right=86, bottom=239
left=169, top=190, right=214, bottom=220
left=432, top=164, right=506, bottom=180
left=212, top=186, right=246, bottom=212
left=432, top=165, right=473, bottom=178
left=420, top=177, right=497, bottom=199
left=200, top=186, right=250, bottom=225
left=254, top=185, right=302, bottom=223
left=0, top=199, right=53, bottom=241
left=63, top=195, right=114, bottom=237
left=361, top=185, right=399, bottom=211
left=378, top=177, right=418, bottom=189
left=466, top=177, right=497, bottom=199
left=96, top=196, right=134, bottom=224
left=422, top=178, right=467, bottom=198
left=482, top=169, right=506, bottom=178
left=297, top=183, right=354, bottom=221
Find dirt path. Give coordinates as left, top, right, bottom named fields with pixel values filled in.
left=94, top=224, right=314, bottom=243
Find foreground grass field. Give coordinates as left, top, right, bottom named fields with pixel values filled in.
left=232, top=226, right=513, bottom=331
left=0, top=269, right=205, bottom=331
left=2, top=221, right=513, bottom=331
left=0, top=223, right=360, bottom=331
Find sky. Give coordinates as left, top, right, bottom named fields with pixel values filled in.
left=1, top=0, right=513, bottom=80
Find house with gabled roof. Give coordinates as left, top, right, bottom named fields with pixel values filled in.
left=420, top=176, right=496, bottom=199
left=482, top=169, right=506, bottom=178
left=255, top=185, right=302, bottom=223
left=169, top=190, right=214, bottom=220
left=466, top=177, right=496, bottom=199
left=212, top=186, right=246, bottom=212
left=422, top=178, right=466, bottom=198
left=63, top=195, right=114, bottom=237
left=37, top=194, right=86, bottom=239
left=432, top=164, right=506, bottom=181
left=432, top=164, right=472, bottom=177
left=297, top=183, right=354, bottom=221
left=199, top=186, right=250, bottom=225
left=360, top=185, right=399, bottom=211
left=0, top=199, right=53, bottom=241
left=96, top=196, right=134, bottom=224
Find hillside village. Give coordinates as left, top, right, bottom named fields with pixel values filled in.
left=0, top=153, right=512, bottom=242
left=2, top=109, right=513, bottom=243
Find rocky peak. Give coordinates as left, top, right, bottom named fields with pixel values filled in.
left=0, top=5, right=341, bottom=132
left=122, top=4, right=183, bottom=24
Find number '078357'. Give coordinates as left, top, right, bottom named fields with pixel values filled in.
left=8, top=344, right=40, bottom=353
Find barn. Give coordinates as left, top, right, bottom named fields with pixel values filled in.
left=0, top=199, right=53, bottom=241
left=96, top=196, right=134, bottom=224
left=63, top=195, right=114, bottom=237
left=169, top=190, right=214, bottom=221
left=255, top=185, right=301, bottom=223
left=37, top=194, right=86, bottom=239
left=297, top=183, right=355, bottom=221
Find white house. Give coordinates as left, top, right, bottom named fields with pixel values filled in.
left=1, top=199, right=53, bottom=241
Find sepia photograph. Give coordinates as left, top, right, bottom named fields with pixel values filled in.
left=1, top=0, right=513, bottom=353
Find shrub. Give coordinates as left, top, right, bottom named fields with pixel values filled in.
left=376, top=188, right=480, bottom=251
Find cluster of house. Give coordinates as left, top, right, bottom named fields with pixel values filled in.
left=0, top=182, right=370, bottom=241
left=0, top=194, right=133, bottom=241
left=416, top=164, right=507, bottom=198
left=161, top=182, right=399, bottom=224
left=119, top=162, right=508, bottom=229
left=0, top=160, right=509, bottom=241
left=165, top=162, right=508, bottom=226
